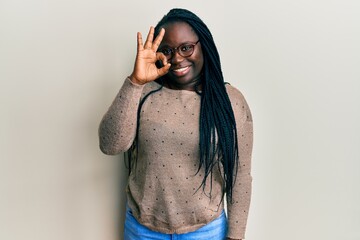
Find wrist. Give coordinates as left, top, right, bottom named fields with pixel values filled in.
left=129, top=74, right=144, bottom=85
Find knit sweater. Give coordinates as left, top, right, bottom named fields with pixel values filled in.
left=98, top=78, right=253, bottom=239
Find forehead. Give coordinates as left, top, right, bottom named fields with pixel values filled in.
left=160, top=21, right=198, bottom=46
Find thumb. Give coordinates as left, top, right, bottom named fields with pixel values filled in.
left=157, top=63, right=171, bottom=77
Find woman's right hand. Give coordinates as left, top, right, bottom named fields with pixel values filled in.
left=129, top=26, right=171, bottom=85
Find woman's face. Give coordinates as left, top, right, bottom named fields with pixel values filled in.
left=158, top=21, right=204, bottom=91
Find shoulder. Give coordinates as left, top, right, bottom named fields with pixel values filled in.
left=225, top=83, right=248, bottom=107
left=139, top=80, right=163, bottom=99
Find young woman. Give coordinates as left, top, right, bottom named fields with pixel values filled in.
left=99, top=8, right=253, bottom=240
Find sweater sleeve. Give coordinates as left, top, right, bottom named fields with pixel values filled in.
left=226, top=85, right=253, bottom=239
left=98, top=78, right=145, bottom=155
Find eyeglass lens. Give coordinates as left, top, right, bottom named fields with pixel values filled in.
left=160, top=42, right=198, bottom=59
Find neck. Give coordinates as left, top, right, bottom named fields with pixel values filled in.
left=164, top=76, right=202, bottom=91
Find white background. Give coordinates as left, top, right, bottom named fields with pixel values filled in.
left=1, top=0, right=359, bottom=239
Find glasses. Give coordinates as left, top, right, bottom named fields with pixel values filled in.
left=158, top=40, right=200, bottom=60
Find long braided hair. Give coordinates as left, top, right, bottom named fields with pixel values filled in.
left=128, top=8, right=239, bottom=202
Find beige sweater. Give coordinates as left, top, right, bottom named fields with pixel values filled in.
left=99, top=78, right=253, bottom=239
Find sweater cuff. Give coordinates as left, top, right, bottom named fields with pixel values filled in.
left=126, top=76, right=146, bottom=88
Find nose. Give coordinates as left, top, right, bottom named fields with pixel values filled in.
left=170, top=50, right=184, bottom=64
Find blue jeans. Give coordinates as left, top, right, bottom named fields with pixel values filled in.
left=124, top=207, right=228, bottom=240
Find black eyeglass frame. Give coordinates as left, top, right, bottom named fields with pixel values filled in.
left=158, top=40, right=200, bottom=60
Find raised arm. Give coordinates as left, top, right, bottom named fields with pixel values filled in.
left=98, top=27, right=170, bottom=155
left=98, top=78, right=144, bottom=155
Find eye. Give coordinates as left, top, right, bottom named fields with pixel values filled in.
left=160, top=48, right=172, bottom=56
left=180, top=44, right=193, bottom=53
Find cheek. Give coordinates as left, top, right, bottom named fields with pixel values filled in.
left=187, top=49, right=204, bottom=75
left=196, top=52, right=204, bottom=71
left=196, top=58, right=204, bottom=72
left=191, top=53, right=204, bottom=72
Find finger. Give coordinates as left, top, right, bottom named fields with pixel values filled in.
left=157, top=63, right=171, bottom=77
left=152, top=28, right=165, bottom=51
left=144, top=26, right=154, bottom=49
left=137, top=32, right=144, bottom=51
left=156, top=52, right=168, bottom=66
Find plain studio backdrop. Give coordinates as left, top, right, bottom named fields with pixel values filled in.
left=1, top=0, right=359, bottom=239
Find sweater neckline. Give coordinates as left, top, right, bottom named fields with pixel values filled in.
left=152, top=81, right=201, bottom=94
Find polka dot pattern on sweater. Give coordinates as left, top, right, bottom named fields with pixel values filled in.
left=100, top=79, right=252, bottom=237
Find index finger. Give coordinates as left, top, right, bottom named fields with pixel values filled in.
left=151, top=28, right=165, bottom=51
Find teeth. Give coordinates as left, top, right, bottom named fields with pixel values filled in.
left=173, top=67, right=188, bottom=72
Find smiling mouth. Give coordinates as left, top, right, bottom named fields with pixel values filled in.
left=172, top=66, right=190, bottom=73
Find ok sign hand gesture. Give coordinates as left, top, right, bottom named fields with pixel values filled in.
left=129, top=27, right=170, bottom=85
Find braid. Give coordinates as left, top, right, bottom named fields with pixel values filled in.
left=154, top=8, right=239, bottom=202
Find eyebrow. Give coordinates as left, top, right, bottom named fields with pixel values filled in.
left=160, top=40, right=198, bottom=48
